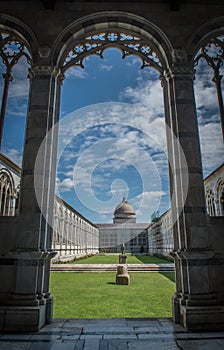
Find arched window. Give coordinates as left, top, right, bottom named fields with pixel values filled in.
left=206, top=187, right=216, bottom=216
left=0, top=31, right=31, bottom=162
left=217, top=179, right=224, bottom=216
left=0, top=169, right=15, bottom=216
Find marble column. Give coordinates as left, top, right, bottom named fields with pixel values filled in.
left=162, top=49, right=224, bottom=330
left=0, top=62, right=62, bottom=331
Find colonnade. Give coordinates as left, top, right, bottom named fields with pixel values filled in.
left=53, top=196, right=99, bottom=261
left=0, top=2, right=223, bottom=332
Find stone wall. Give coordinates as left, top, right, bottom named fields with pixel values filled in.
left=97, top=222, right=149, bottom=253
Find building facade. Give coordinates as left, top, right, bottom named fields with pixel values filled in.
left=97, top=197, right=149, bottom=253
left=0, top=154, right=99, bottom=262
left=148, top=163, right=224, bottom=258
left=1, top=154, right=223, bottom=260
left=204, top=163, right=224, bottom=217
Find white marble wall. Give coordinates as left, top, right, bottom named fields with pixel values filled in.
left=53, top=196, right=99, bottom=262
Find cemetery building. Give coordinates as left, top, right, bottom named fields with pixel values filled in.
left=148, top=163, right=224, bottom=258
left=0, top=0, right=224, bottom=332
left=97, top=197, right=149, bottom=253
left=0, top=154, right=100, bottom=262
left=1, top=153, right=223, bottom=260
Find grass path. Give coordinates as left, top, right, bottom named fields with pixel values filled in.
left=71, top=254, right=171, bottom=264
left=50, top=272, right=175, bottom=318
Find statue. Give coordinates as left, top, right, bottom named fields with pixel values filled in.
left=121, top=242, right=125, bottom=255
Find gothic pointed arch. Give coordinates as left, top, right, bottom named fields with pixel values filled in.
left=0, top=168, right=15, bottom=216
left=187, top=17, right=224, bottom=141
left=52, top=12, right=173, bottom=74
left=0, top=13, right=39, bottom=61
left=206, top=186, right=216, bottom=216
left=216, top=178, right=224, bottom=215
left=0, top=13, right=38, bottom=150
left=186, top=16, right=224, bottom=59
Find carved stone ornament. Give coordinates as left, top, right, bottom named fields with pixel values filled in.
left=39, top=45, right=51, bottom=58
left=62, top=31, right=163, bottom=73
left=0, top=31, right=31, bottom=78
left=172, top=48, right=187, bottom=64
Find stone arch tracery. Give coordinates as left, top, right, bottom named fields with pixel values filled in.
left=188, top=17, right=224, bottom=140
left=53, top=12, right=173, bottom=75
left=206, top=187, right=216, bottom=216
left=0, top=15, right=35, bottom=149
left=0, top=168, right=15, bottom=216
left=216, top=179, right=224, bottom=215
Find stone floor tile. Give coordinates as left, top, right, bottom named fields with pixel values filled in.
left=134, top=326, right=160, bottom=333
left=128, top=340, right=179, bottom=350
left=177, top=339, right=224, bottom=350
left=159, top=323, right=186, bottom=332
left=74, top=341, right=85, bottom=350
left=40, top=328, right=65, bottom=334
left=137, top=332, right=175, bottom=339
left=0, top=342, right=31, bottom=350
left=50, top=343, right=76, bottom=350
left=44, top=322, right=66, bottom=328
left=83, top=326, right=134, bottom=334
left=201, top=332, right=224, bottom=339
left=158, top=318, right=173, bottom=323
left=83, top=339, right=100, bottom=350
left=0, top=334, right=32, bottom=340
left=80, top=334, right=103, bottom=340
left=39, top=326, right=64, bottom=332
left=98, top=340, right=108, bottom=350
left=103, top=334, right=137, bottom=340
left=30, top=334, right=61, bottom=341
left=176, top=333, right=209, bottom=340
left=126, top=319, right=160, bottom=327
left=29, top=342, right=53, bottom=350
left=61, top=334, right=80, bottom=341
left=60, top=328, right=82, bottom=334
left=53, top=319, right=67, bottom=323
left=108, top=340, right=128, bottom=350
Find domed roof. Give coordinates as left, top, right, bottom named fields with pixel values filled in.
left=114, top=197, right=135, bottom=216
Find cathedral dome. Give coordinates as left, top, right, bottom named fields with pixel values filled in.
left=113, top=197, right=136, bottom=223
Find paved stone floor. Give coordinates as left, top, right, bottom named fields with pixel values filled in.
left=1, top=318, right=224, bottom=349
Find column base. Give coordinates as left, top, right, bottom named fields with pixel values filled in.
left=0, top=304, right=49, bottom=332
left=175, top=303, right=224, bottom=331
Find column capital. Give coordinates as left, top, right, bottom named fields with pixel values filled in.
left=163, top=65, right=195, bottom=81
left=28, top=65, right=65, bottom=84
left=162, top=48, right=195, bottom=80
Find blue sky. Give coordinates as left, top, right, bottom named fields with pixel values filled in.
left=0, top=47, right=223, bottom=223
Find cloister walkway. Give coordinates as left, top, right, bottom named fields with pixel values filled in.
left=1, top=318, right=224, bottom=349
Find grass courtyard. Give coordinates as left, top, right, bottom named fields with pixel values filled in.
left=71, top=254, right=171, bottom=264
left=50, top=272, right=176, bottom=318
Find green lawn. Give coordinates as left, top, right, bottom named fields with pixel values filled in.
left=50, top=272, right=175, bottom=318
left=71, top=254, right=171, bottom=264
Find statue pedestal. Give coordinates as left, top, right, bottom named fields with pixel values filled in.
left=116, top=265, right=130, bottom=285
left=119, top=255, right=127, bottom=264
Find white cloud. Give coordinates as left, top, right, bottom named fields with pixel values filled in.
left=132, top=190, right=167, bottom=222
left=199, top=121, right=224, bottom=177
left=56, top=177, right=74, bottom=193
left=120, top=79, right=164, bottom=114
left=100, top=64, right=113, bottom=71
left=194, top=78, right=217, bottom=112
left=1, top=148, right=23, bottom=167
left=65, top=66, right=88, bottom=79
